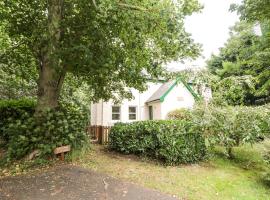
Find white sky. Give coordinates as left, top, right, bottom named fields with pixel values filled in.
left=168, top=0, right=242, bottom=71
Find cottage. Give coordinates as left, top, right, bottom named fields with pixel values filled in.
left=90, top=77, right=212, bottom=127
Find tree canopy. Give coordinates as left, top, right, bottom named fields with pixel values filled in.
left=207, top=21, right=270, bottom=105
left=231, top=0, right=270, bottom=22
left=206, top=0, right=270, bottom=106
left=0, top=0, right=201, bottom=111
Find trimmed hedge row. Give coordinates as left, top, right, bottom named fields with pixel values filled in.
left=109, top=120, right=207, bottom=165
left=0, top=99, right=88, bottom=161
left=0, top=98, right=36, bottom=142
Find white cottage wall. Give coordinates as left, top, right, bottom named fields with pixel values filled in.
left=90, top=81, right=198, bottom=125
left=146, top=101, right=162, bottom=120
left=90, top=101, right=104, bottom=125
left=90, top=103, right=97, bottom=125
left=161, top=82, right=195, bottom=119
left=90, top=82, right=163, bottom=126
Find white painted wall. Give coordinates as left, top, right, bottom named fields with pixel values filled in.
left=90, top=82, right=162, bottom=126
left=90, top=101, right=105, bottom=125
left=147, top=101, right=162, bottom=120
left=161, top=82, right=195, bottom=119
left=90, top=81, right=202, bottom=125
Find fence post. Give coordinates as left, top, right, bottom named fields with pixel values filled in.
left=101, top=126, right=105, bottom=145
left=88, top=125, right=111, bottom=145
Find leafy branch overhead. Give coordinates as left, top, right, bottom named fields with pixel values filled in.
left=0, top=0, right=202, bottom=111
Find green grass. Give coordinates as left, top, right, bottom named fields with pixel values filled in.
left=73, top=140, right=270, bottom=200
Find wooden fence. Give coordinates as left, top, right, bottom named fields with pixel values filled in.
left=87, top=125, right=111, bottom=145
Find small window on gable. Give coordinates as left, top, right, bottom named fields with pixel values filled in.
left=112, top=106, right=120, bottom=120
left=129, top=106, right=137, bottom=120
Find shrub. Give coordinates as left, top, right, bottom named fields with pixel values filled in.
left=167, top=108, right=191, bottom=120
left=0, top=99, right=89, bottom=162
left=191, top=104, right=270, bottom=158
left=0, top=98, right=36, bottom=142
left=109, top=120, right=207, bottom=165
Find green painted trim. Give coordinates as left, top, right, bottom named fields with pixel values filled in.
left=159, top=76, right=201, bottom=102
left=160, top=81, right=178, bottom=102
left=177, top=77, right=201, bottom=101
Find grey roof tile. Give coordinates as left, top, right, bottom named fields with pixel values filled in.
left=146, top=80, right=175, bottom=103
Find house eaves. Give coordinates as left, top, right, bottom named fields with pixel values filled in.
left=145, top=76, right=201, bottom=104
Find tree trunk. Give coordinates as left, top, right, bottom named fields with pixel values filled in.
left=36, top=0, right=64, bottom=113
left=227, top=147, right=234, bottom=159
left=36, top=62, right=65, bottom=112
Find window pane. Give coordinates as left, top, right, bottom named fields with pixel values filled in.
left=112, top=114, right=120, bottom=120
left=129, top=114, right=136, bottom=120
left=112, top=106, right=120, bottom=113
left=129, top=106, right=136, bottom=113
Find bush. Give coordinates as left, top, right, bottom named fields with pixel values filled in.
left=0, top=98, right=36, bottom=142
left=167, top=108, right=191, bottom=120
left=0, top=99, right=88, bottom=161
left=109, top=120, right=207, bottom=165
left=191, top=104, right=270, bottom=158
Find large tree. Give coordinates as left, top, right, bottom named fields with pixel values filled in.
left=231, top=0, right=270, bottom=21
left=0, top=21, right=38, bottom=99
left=0, top=0, right=201, bottom=112
left=207, top=20, right=270, bottom=105
left=207, top=1, right=270, bottom=106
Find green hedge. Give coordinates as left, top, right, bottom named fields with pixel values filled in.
left=0, top=99, right=88, bottom=161
left=109, top=120, right=207, bottom=165
left=0, top=98, right=36, bottom=142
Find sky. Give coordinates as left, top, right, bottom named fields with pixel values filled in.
left=168, top=0, right=242, bottom=71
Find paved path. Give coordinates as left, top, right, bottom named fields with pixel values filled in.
left=0, top=165, right=179, bottom=200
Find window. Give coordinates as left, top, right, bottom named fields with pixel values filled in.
left=112, top=106, right=120, bottom=120
left=129, top=106, right=137, bottom=120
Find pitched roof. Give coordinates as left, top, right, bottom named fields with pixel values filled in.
left=146, top=80, right=176, bottom=103
left=146, top=77, right=200, bottom=103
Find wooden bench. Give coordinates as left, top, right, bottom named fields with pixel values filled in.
left=54, top=145, right=71, bottom=160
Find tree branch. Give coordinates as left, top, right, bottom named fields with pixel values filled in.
left=117, top=3, right=148, bottom=12
left=92, top=0, right=97, bottom=9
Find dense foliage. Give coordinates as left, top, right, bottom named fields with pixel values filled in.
left=231, top=0, right=270, bottom=22
left=0, top=99, right=88, bottom=162
left=0, top=99, right=36, bottom=142
left=0, top=20, right=38, bottom=99
left=167, top=108, right=191, bottom=120
left=0, top=0, right=201, bottom=112
left=109, top=120, right=207, bottom=165
left=207, top=0, right=270, bottom=106
left=211, top=75, right=256, bottom=106
left=169, top=104, right=270, bottom=158
left=206, top=21, right=270, bottom=105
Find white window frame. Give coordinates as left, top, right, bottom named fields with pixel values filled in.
left=112, top=106, right=121, bottom=121
left=128, top=106, right=137, bottom=120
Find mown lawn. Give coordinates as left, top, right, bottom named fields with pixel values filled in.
left=72, top=140, right=270, bottom=200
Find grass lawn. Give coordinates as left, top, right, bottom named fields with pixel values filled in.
left=72, top=140, right=270, bottom=200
